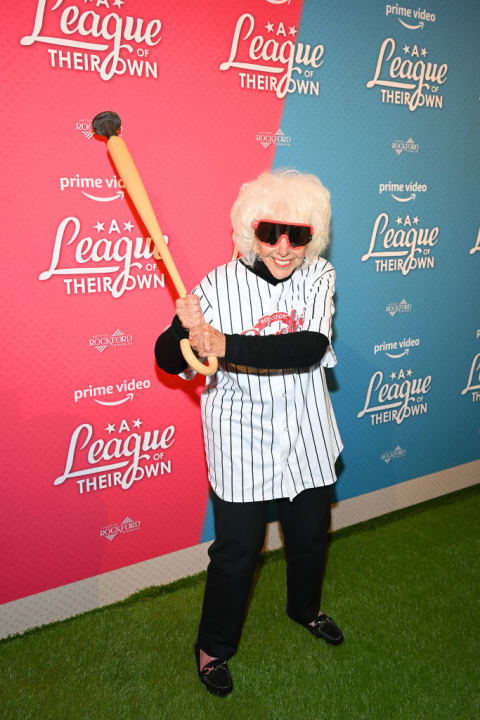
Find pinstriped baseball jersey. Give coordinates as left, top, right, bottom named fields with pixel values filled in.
left=186, top=257, right=343, bottom=502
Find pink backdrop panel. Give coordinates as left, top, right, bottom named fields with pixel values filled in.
left=1, top=0, right=304, bottom=603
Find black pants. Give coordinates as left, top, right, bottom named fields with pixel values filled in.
left=197, top=485, right=332, bottom=660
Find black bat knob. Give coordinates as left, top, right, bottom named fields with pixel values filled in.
left=92, top=111, right=122, bottom=139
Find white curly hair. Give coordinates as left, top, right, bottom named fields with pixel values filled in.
left=231, top=169, right=331, bottom=266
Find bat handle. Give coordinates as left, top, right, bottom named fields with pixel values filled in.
left=179, top=338, right=218, bottom=376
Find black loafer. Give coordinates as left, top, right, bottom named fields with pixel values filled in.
left=303, top=613, right=344, bottom=645
left=194, top=643, right=233, bottom=697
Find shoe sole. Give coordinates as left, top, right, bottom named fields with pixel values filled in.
left=323, top=634, right=344, bottom=645
left=304, top=625, right=344, bottom=645
left=198, top=675, right=233, bottom=697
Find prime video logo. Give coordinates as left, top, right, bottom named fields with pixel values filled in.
left=373, top=336, right=420, bottom=358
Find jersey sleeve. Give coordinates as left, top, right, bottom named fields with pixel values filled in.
left=191, top=274, right=215, bottom=325
left=301, top=262, right=337, bottom=367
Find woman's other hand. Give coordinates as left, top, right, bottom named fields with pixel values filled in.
left=189, top=324, right=226, bottom=358
left=176, top=295, right=204, bottom=330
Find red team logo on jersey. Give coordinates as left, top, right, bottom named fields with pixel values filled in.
left=242, top=309, right=304, bottom=336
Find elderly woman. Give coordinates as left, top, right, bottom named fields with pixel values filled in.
left=155, top=169, right=343, bottom=697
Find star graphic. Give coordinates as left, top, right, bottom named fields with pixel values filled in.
left=124, top=221, right=134, bottom=231
left=390, top=372, right=397, bottom=380
left=403, top=44, right=410, bottom=54
left=289, top=25, right=298, bottom=37
left=105, top=423, right=116, bottom=434
left=407, top=369, right=413, bottom=376
left=396, top=216, right=402, bottom=225
left=132, top=418, right=143, bottom=428
left=421, top=47, right=428, bottom=57
left=413, top=216, right=419, bottom=225
left=113, top=0, right=125, bottom=8
left=265, top=22, right=274, bottom=33
left=94, top=221, right=105, bottom=232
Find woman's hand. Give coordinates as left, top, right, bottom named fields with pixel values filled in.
left=176, top=295, right=204, bottom=330
left=189, top=324, right=226, bottom=358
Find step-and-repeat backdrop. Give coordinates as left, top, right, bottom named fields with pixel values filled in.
left=1, top=0, right=478, bottom=609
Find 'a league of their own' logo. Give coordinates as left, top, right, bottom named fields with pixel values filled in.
left=53, top=418, right=176, bottom=494
left=20, top=0, right=162, bottom=81
left=362, top=213, right=438, bottom=275
left=461, top=354, right=480, bottom=402
left=220, top=13, right=325, bottom=99
left=38, top=218, right=166, bottom=298
left=366, top=39, right=448, bottom=111
left=358, top=368, right=431, bottom=426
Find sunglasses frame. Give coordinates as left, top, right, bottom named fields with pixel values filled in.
left=252, top=220, right=314, bottom=249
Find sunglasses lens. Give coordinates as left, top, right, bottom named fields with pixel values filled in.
left=288, top=225, right=312, bottom=247
left=255, top=222, right=278, bottom=245
left=255, top=222, right=311, bottom=247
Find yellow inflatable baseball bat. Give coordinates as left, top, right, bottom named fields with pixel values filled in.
left=92, top=111, right=218, bottom=376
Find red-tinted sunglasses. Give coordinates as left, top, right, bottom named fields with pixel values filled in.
left=252, top=220, right=313, bottom=248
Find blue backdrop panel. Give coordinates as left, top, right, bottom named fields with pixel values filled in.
left=274, top=0, right=479, bottom=502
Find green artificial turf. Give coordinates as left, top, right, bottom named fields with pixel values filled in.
left=1, top=485, right=479, bottom=720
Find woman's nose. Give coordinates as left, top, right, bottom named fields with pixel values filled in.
left=277, top=234, right=290, bottom=255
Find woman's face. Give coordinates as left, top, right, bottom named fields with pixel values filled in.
left=253, top=234, right=308, bottom=280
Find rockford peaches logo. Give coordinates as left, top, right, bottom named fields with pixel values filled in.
left=381, top=445, right=407, bottom=464
left=89, top=329, right=133, bottom=353
left=242, top=309, right=303, bottom=335
left=100, top=516, right=141, bottom=541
